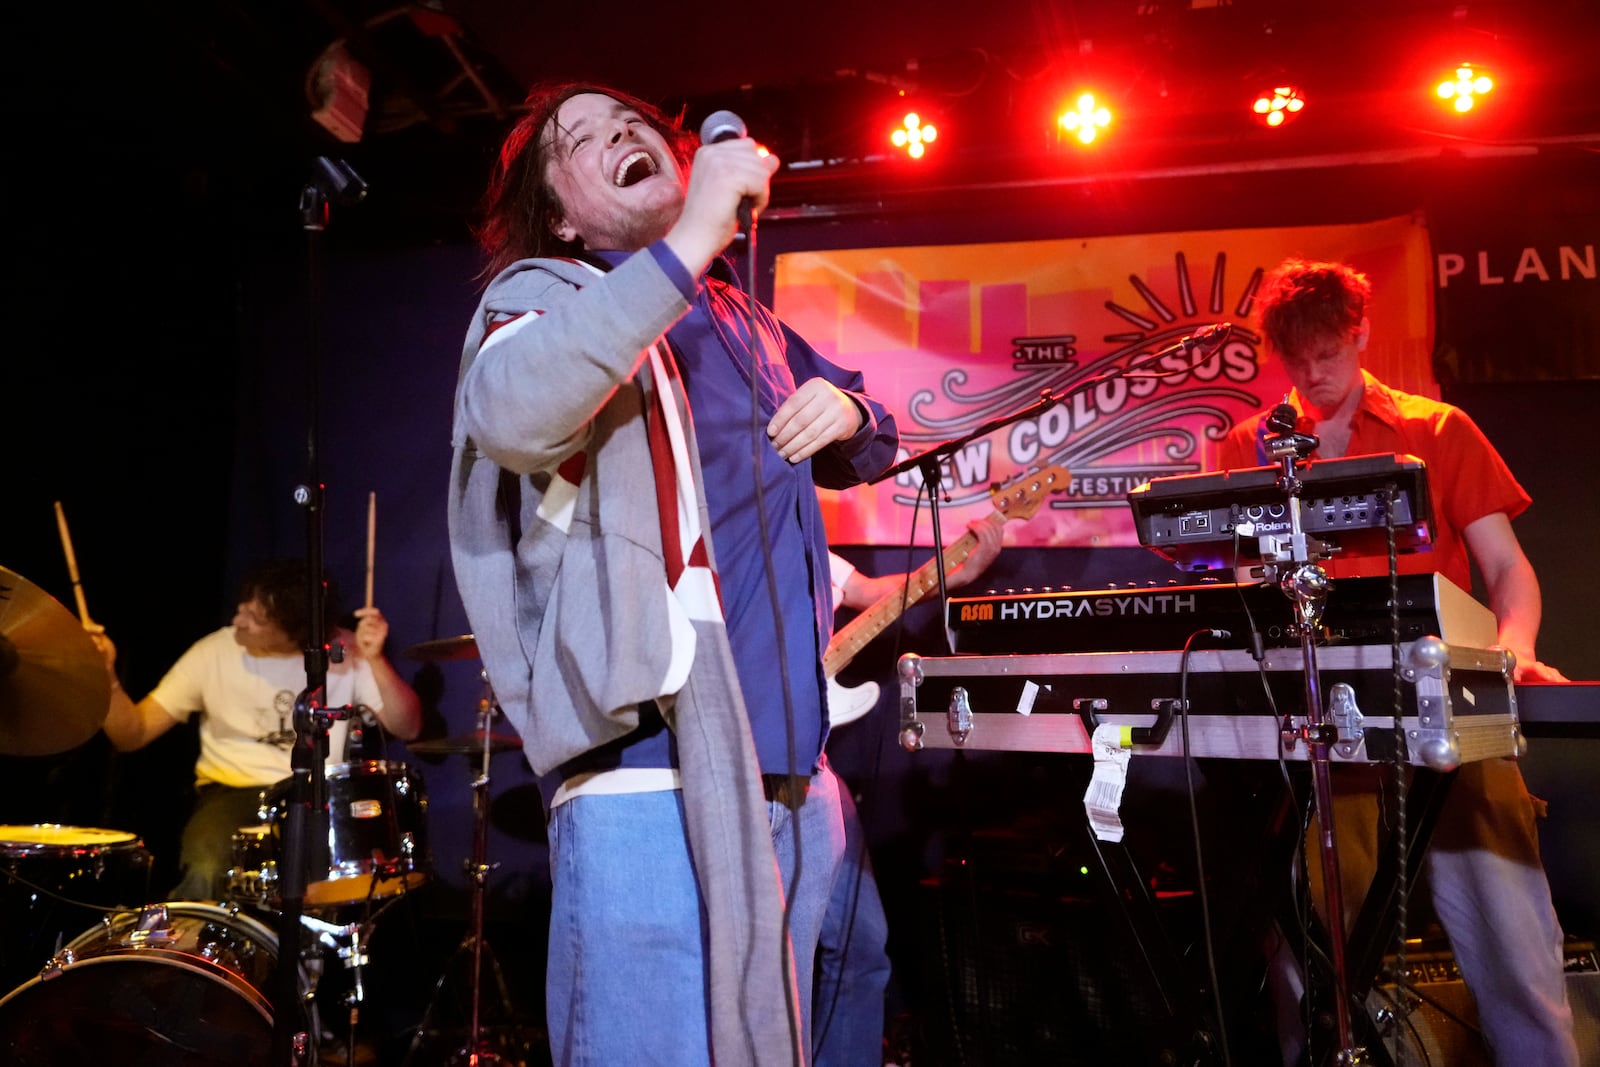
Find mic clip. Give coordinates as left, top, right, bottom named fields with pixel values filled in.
left=1143, top=322, right=1232, bottom=365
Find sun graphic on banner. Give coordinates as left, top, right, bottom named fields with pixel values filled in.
left=1103, top=251, right=1264, bottom=353
left=893, top=251, right=1277, bottom=519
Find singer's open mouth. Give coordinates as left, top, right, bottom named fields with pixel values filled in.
left=614, top=150, right=658, bottom=188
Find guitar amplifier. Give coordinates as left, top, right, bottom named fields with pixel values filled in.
left=1365, top=940, right=1600, bottom=1066
left=896, top=639, right=1522, bottom=769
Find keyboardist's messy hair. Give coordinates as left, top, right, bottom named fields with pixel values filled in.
left=1257, top=259, right=1371, bottom=359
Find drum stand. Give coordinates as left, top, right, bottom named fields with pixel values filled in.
left=404, top=685, right=519, bottom=1067
left=1254, top=406, right=1366, bottom=1065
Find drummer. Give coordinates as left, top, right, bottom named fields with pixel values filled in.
left=93, top=559, right=422, bottom=901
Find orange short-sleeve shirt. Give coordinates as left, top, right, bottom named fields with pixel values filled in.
left=1216, top=371, right=1529, bottom=590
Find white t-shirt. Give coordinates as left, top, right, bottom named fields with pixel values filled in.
left=149, top=626, right=384, bottom=788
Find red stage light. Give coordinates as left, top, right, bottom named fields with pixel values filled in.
left=1252, top=85, right=1306, bottom=128
left=1057, top=93, right=1112, bottom=145
left=1436, top=64, right=1493, bottom=113
left=891, top=112, right=937, bottom=159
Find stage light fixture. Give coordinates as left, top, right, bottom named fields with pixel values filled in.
left=1057, top=93, right=1112, bottom=145
left=1436, top=64, right=1493, bottom=113
left=891, top=112, right=937, bottom=159
left=307, top=42, right=371, bottom=143
left=1251, top=85, right=1305, bottom=127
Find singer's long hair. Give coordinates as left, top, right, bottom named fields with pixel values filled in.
left=1257, top=259, right=1371, bottom=360
left=476, top=83, right=695, bottom=277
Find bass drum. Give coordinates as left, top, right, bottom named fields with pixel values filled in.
left=0, top=900, right=315, bottom=1067
left=0, top=824, right=152, bottom=992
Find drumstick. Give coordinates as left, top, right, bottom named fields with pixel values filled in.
left=365, top=491, right=376, bottom=610
left=52, top=500, right=95, bottom=627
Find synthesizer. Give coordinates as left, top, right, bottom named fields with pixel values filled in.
left=1127, top=453, right=1433, bottom=572
left=1515, top=681, right=1600, bottom=737
left=947, top=572, right=1497, bottom=655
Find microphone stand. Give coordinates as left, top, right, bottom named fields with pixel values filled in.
left=1252, top=404, right=1364, bottom=1065
left=872, top=325, right=1233, bottom=651
left=270, top=156, right=368, bottom=1067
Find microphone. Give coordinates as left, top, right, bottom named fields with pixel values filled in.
left=1143, top=322, right=1233, bottom=364
left=1263, top=395, right=1319, bottom=459
left=1209, top=629, right=1233, bottom=639
left=698, top=109, right=754, bottom=238
left=699, top=110, right=747, bottom=144
left=1265, top=400, right=1300, bottom=435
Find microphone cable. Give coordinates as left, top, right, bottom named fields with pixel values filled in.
left=726, top=163, right=804, bottom=1067
left=700, top=105, right=806, bottom=1063
left=1179, top=625, right=1234, bottom=1067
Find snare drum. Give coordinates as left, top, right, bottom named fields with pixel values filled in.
left=235, top=760, right=430, bottom=909
left=0, top=824, right=152, bottom=991
left=0, top=900, right=314, bottom=1066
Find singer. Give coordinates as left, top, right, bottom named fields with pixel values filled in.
left=450, top=83, right=898, bottom=1065
left=1217, top=258, right=1577, bottom=1067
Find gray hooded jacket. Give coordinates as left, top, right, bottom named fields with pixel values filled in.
left=448, top=248, right=800, bottom=1064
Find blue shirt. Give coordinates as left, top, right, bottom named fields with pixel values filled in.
left=554, top=244, right=897, bottom=783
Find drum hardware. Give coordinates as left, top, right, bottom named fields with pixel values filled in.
left=301, top=911, right=384, bottom=1067
left=403, top=672, right=524, bottom=1067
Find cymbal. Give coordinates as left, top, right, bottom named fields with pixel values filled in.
left=408, top=728, right=521, bottom=757
left=403, top=633, right=478, bottom=662
left=0, top=566, right=110, bottom=757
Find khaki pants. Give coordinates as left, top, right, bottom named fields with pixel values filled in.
left=1301, top=759, right=1576, bottom=1066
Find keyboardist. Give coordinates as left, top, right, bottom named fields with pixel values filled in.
left=1215, top=258, right=1577, bottom=1066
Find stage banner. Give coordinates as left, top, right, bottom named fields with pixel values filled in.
left=775, top=214, right=1435, bottom=547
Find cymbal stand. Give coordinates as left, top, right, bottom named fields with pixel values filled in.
left=1252, top=404, right=1366, bottom=1065
left=404, top=675, right=516, bottom=1067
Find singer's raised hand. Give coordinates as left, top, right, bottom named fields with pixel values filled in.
left=665, top=137, right=780, bottom=274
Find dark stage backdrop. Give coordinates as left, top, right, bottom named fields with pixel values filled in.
left=4, top=140, right=1596, bottom=1051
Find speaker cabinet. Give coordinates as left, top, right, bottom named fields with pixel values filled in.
left=909, top=828, right=1284, bottom=1067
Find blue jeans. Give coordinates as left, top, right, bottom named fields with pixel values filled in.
left=813, top=782, right=891, bottom=1067
left=545, top=761, right=845, bottom=1066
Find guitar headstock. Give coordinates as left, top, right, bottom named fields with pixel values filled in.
left=989, top=464, right=1069, bottom=521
